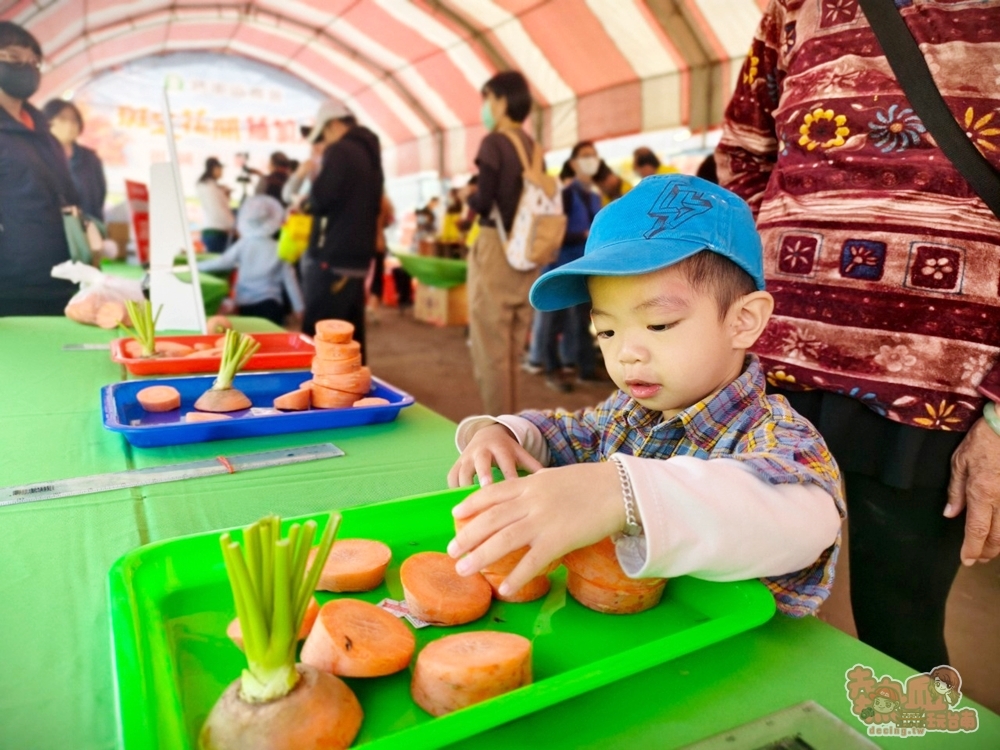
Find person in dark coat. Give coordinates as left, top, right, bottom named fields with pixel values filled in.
left=42, top=98, right=106, bottom=221
left=0, top=21, right=79, bottom=317
left=300, top=97, right=384, bottom=359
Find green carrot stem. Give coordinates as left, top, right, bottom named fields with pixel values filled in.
left=212, top=330, right=261, bottom=391
left=244, top=524, right=262, bottom=609
left=297, top=516, right=339, bottom=625
left=270, top=540, right=294, bottom=660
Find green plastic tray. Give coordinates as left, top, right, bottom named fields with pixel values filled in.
left=108, top=487, right=776, bottom=749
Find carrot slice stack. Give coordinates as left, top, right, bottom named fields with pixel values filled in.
left=411, top=631, right=532, bottom=716
left=563, top=537, right=666, bottom=614
left=300, top=599, right=415, bottom=678
left=308, top=538, right=392, bottom=592
left=400, top=551, right=492, bottom=626
left=314, top=319, right=355, bottom=344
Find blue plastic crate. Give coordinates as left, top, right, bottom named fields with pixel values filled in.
left=102, top=371, right=414, bottom=447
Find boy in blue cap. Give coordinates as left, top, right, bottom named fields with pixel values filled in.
left=447, top=175, right=845, bottom=616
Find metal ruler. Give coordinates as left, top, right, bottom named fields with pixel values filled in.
left=0, top=443, right=344, bottom=507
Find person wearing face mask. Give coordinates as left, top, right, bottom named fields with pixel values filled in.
left=0, top=21, right=80, bottom=317
left=460, top=71, right=539, bottom=415
left=42, top=99, right=106, bottom=221
left=534, top=141, right=604, bottom=391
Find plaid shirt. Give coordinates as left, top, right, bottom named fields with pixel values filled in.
left=520, top=355, right=845, bottom=617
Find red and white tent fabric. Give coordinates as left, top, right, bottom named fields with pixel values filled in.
left=2, top=0, right=764, bottom=176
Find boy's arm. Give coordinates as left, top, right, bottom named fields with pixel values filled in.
left=714, top=4, right=785, bottom=215
left=456, top=392, right=621, bottom=466
left=281, top=262, right=305, bottom=314
left=197, top=242, right=240, bottom=273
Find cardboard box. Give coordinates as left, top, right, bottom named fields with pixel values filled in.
left=414, top=282, right=468, bottom=327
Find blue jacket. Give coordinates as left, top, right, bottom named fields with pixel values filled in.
left=0, top=103, right=78, bottom=304
left=69, top=143, right=107, bottom=221
left=547, top=180, right=602, bottom=271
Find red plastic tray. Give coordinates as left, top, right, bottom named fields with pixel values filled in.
left=110, top=332, right=316, bottom=376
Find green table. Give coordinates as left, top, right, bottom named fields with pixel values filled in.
left=101, top=259, right=230, bottom=315
left=0, top=316, right=997, bottom=750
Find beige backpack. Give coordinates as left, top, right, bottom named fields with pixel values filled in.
left=490, top=130, right=567, bottom=271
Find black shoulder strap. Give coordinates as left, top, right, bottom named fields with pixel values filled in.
left=857, top=0, right=1000, bottom=220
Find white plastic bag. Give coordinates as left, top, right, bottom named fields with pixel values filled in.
left=52, top=260, right=145, bottom=328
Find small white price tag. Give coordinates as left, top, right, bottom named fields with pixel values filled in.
left=249, top=407, right=279, bottom=417
left=377, top=598, right=431, bottom=628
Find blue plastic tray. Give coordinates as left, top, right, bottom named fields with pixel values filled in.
left=101, top=371, right=414, bottom=447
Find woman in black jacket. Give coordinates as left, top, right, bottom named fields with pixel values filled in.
left=0, top=22, right=78, bottom=316
left=43, top=99, right=107, bottom=221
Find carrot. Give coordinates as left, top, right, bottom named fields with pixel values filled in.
left=400, top=551, right=492, bottom=626
left=300, top=599, right=415, bottom=678
left=273, top=389, right=311, bottom=411
left=310, top=355, right=362, bottom=376
left=194, top=342, right=216, bottom=351
left=154, top=341, right=195, bottom=357
left=96, top=301, right=127, bottom=329
left=314, top=340, right=361, bottom=362
left=308, top=538, right=392, bottom=592
left=199, top=664, right=362, bottom=750
left=136, top=385, right=181, bottom=412
left=185, top=347, right=225, bottom=358
left=314, top=320, right=355, bottom=343
left=194, top=331, right=260, bottom=413
left=312, top=367, right=371, bottom=396
left=411, top=631, right=532, bottom=717
left=309, top=384, right=358, bottom=410
left=563, top=537, right=666, bottom=614
left=227, top=598, right=320, bottom=650
left=483, top=572, right=551, bottom=603
left=123, top=340, right=145, bottom=359
left=185, top=412, right=232, bottom=423
left=353, top=397, right=390, bottom=407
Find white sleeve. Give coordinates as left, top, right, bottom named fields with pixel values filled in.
left=455, top=415, right=551, bottom=465
left=613, top=454, right=841, bottom=582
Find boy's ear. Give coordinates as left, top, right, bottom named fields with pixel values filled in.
left=728, top=291, right=774, bottom=349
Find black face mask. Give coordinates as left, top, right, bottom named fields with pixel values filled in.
left=0, top=61, right=41, bottom=100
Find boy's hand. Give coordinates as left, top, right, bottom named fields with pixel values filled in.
left=448, top=462, right=625, bottom=597
left=447, top=423, right=544, bottom=488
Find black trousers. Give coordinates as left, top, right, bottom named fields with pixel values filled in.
left=301, top=258, right=366, bottom=362
left=775, top=388, right=966, bottom=672
left=238, top=298, right=286, bottom=327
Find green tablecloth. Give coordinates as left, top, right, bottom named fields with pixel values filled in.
left=0, top=316, right=997, bottom=750
left=101, top=259, right=230, bottom=315
left=393, top=253, right=467, bottom=289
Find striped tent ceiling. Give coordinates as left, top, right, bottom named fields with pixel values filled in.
left=1, top=0, right=764, bottom=176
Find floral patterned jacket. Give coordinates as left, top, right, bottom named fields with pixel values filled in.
left=717, top=0, right=1000, bottom=432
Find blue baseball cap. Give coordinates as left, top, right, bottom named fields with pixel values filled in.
left=529, top=174, right=765, bottom=312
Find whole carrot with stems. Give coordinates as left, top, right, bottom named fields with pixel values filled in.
left=194, top=329, right=261, bottom=412
left=200, top=513, right=364, bottom=750
left=118, top=299, right=162, bottom=358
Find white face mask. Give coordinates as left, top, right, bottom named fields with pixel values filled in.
left=575, top=156, right=600, bottom=177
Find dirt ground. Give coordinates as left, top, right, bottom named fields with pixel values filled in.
left=364, top=308, right=1000, bottom=715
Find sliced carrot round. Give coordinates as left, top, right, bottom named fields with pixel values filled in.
left=273, top=389, right=311, bottom=411
left=314, top=319, right=355, bottom=343
left=312, top=367, right=371, bottom=396
left=136, top=385, right=181, bottom=412
left=300, top=599, right=415, bottom=678
left=563, top=537, right=663, bottom=590
left=453, top=515, right=560, bottom=576
left=411, top=631, right=532, bottom=716
left=352, top=397, right=390, bottom=408
left=308, top=539, right=392, bottom=592
left=123, top=339, right=145, bottom=359
left=566, top=570, right=666, bottom=614
left=310, top=384, right=358, bottom=409
left=314, top=340, right=361, bottom=361
left=483, top=572, right=551, bottom=603
left=184, top=411, right=232, bottom=423
left=400, top=551, right=492, bottom=626
left=154, top=340, right=195, bottom=357
left=311, top=355, right=362, bottom=376
left=227, top=597, right=319, bottom=650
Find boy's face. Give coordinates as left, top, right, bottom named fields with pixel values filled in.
left=588, top=266, right=747, bottom=418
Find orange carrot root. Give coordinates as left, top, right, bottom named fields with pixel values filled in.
left=273, top=389, right=311, bottom=411
left=314, top=319, right=355, bottom=344
left=308, top=539, right=392, bottom=592
left=310, top=355, right=362, bottom=376
left=136, top=385, right=181, bottom=412
left=194, top=389, right=252, bottom=413
left=309, top=384, right=358, bottom=410
left=313, top=340, right=361, bottom=362
left=483, top=572, right=551, bottom=603
left=198, top=664, right=362, bottom=750
left=352, top=397, right=390, bottom=407
left=311, top=367, right=371, bottom=396
left=301, top=599, right=415, bottom=678
left=411, top=632, right=532, bottom=717
left=185, top=412, right=232, bottom=423
left=563, top=537, right=667, bottom=614
left=400, top=551, right=492, bottom=626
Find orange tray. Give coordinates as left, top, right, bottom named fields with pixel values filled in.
left=110, top=332, right=316, bottom=376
